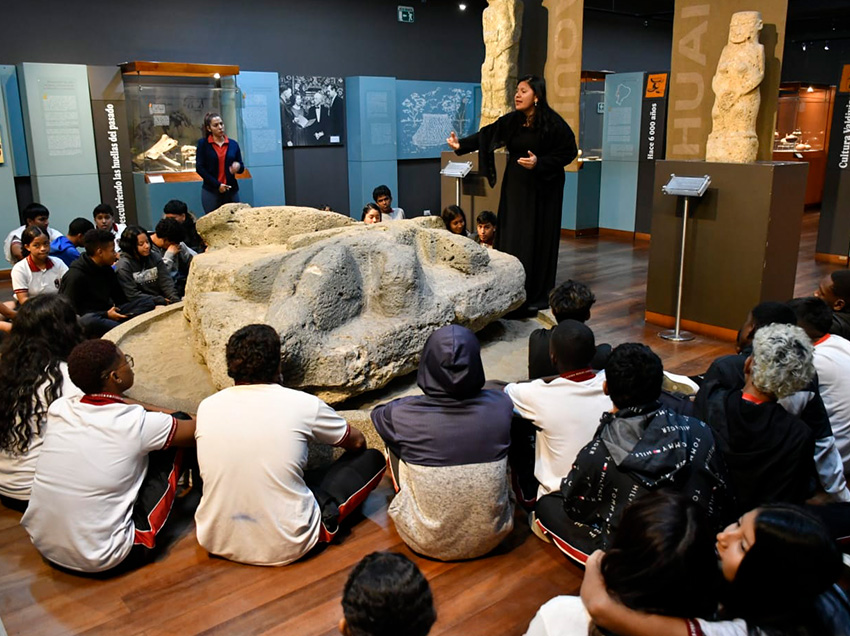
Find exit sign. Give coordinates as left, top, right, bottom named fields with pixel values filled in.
left=398, top=6, right=414, bottom=23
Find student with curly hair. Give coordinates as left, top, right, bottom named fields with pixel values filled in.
left=22, top=339, right=196, bottom=574
left=0, top=295, right=83, bottom=511
left=115, top=226, right=179, bottom=305
left=340, top=552, right=436, bottom=636
left=194, top=324, right=385, bottom=566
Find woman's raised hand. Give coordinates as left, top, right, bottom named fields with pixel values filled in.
left=447, top=131, right=460, bottom=151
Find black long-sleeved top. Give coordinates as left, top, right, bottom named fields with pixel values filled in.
left=59, top=254, right=127, bottom=316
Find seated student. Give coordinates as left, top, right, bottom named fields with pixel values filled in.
left=4, top=203, right=64, bottom=265
left=534, top=343, right=729, bottom=565
left=504, top=320, right=613, bottom=510
left=440, top=205, right=471, bottom=237
left=163, top=199, right=205, bottom=254
left=697, top=323, right=818, bottom=515
left=371, top=325, right=514, bottom=560
left=340, top=552, right=436, bottom=636
left=373, top=185, right=405, bottom=222
left=528, top=280, right=611, bottom=378
left=696, top=301, right=850, bottom=503
left=0, top=295, right=83, bottom=512
left=92, top=203, right=126, bottom=252
left=11, top=226, right=68, bottom=305
left=50, top=217, right=94, bottom=267
left=116, top=226, right=180, bottom=306
left=815, top=270, right=850, bottom=340
left=361, top=203, right=382, bottom=224
left=150, top=217, right=197, bottom=297
left=582, top=504, right=850, bottom=636
left=59, top=229, right=156, bottom=337
left=194, top=324, right=385, bottom=566
left=21, top=339, right=196, bottom=574
left=525, top=491, right=720, bottom=636
left=474, top=210, right=497, bottom=248
left=790, top=297, right=850, bottom=475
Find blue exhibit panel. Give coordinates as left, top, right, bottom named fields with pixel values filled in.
left=237, top=71, right=284, bottom=205
left=561, top=162, right=602, bottom=232
left=599, top=160, right=640, bottom=232
left=346, top=76, right=398, bottom=218
left=0, top=65, right=29, bottom=176
left=18, top=63, right=100, bottom=235
left=0, top=74, right=20, bottom=268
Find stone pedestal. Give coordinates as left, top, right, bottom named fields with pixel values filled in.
left=645, top=160, right=808, bottom=336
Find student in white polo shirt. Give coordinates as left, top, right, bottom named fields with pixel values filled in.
left=22, top=339, right=196, bottom=574
left=11, top=226, right=68, bottom=305
left=194, top=324, right=386, bottom=566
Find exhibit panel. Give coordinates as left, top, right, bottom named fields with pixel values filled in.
left=345, top=76, right=398, bottom=217
left=816, top=61, right=850, bottom=263
left=0, top=68, right=20, bottom=268
left=0, top=65, right=29, bottom=176
left=646, top=159, right=808, bottom=335
left=17, top=62, right=101, bottom=236
left=238, top=71, right=284, bottom=206
left=396, top=80, right=479, bottom=160
left=635, top=73, right=670, bottom=235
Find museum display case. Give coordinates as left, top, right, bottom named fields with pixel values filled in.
left=578, top=72, right=607, bottom=161
left=122, top=63, right=243, bottom=176
left=772, top=82, right=835, bottom=206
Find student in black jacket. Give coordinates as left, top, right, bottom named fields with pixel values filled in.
left=59, top=229, right=154, bottom=337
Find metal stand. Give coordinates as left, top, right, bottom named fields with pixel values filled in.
left=659, top=196, right=694, bottom=342
left=657, top=174, right=711, bottom=343
left=440, top=161, right=473, bottom=207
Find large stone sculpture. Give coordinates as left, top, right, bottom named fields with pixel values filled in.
left=705, top=11, right=765, bottom=163
left=184, top=205, right=526, bottom=404
left=480, top=0, right=524, bottom=127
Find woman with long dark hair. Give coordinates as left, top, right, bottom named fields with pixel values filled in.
left=448, top=75, right=577, bottom=312
left=0, top=295, right=83, bottom=511
left=115, top=225, right=179, bottom=305
left=581, top=504, right=850, bottom=636
left=196, top=111, right=245, bottom=214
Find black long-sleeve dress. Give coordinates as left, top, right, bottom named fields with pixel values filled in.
left=455, top=110, right=577, bottom=308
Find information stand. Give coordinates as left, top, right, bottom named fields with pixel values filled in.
left=659, top=174, right=711, bottom=342
left=440, top=160, right=473, bottom=206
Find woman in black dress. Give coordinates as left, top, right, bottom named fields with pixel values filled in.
left=448, top=75, right=577, bottom=311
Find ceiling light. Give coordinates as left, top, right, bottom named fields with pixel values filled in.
left=459, top=3, right=467, bottom=10
left=213, top=72, right=221, bottom=79
left=807, top=86, right=814, bottom=93
left=802, top=42, right=806, bottom=51
left=824, top=43, right=830, bottom=51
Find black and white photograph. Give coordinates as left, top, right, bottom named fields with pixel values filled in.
left=279, top=75, right=344, bottom=147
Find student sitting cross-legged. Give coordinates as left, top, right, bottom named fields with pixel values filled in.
left=115, top=226, right=180, bottom=306
left=371, top=324, right=514, bottom=561
left=21, top=339, right=196, bottom=574
left=194, top=324, right=385, bottom=566
left=534, top=343, right=730, bottom=565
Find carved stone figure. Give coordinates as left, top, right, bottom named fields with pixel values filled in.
left=480, top=0, right=524, bottom=127
left=183, top=205, right=526, bottom=404
left=705, top=11, right=765, bottom=163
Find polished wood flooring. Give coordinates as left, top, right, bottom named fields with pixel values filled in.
left=0, top=212, right=841, bottom=636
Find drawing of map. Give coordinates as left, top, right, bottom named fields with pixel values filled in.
left=397, top=80, right=479, bottom=159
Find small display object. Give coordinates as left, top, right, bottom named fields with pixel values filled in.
left=441, top=160, right=474, bottom=206
left=773, top=84, right=833, bottom=152
left=121, top=62, right=242, bottom=175
left=279, top=75, right=344, bottom=147
left=578, top=72, right=607, bottom=162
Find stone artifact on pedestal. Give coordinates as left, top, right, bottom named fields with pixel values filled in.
left=705, top=11, right=765, bottom=163
left=184, top=205, right=526, bottom=404
left=480, top=0, right=524, bottom=127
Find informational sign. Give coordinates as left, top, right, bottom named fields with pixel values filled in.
left=640, top=73, right=669, bottom=162
left=398, top=6, right=414, bottom=23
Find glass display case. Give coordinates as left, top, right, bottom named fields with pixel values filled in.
left=578, top=72, right=607, bottom=161
left=121, top=66, right=242, bottom=176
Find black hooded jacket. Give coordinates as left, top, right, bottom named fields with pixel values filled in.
left=59, top=254, right=127, bottom=316
left=371, top=325, right=512, bottom=467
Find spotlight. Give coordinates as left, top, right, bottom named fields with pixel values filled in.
left=802, top=42, right=806, bottom=51
left=213, top=72, right=221, bottom=79
left=825, top=43, right=830, bottom=51
left=807, top=86, right=814, bottom=93
left=459, top=3, right=467, bottom=10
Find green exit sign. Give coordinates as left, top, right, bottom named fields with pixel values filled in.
left=398, top=5, right=414, bottom=23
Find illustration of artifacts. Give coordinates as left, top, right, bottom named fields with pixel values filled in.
left=134, top=134, right=181, bottom=170
left=412, top=113, right=453, bottom=148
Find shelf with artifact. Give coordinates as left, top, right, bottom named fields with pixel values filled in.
left=771, top=82, right=836, bottom=207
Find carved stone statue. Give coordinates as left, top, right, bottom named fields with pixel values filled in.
left=480, top=0, right=524, bottom=127
left=705, top=11, right=765, bottom=163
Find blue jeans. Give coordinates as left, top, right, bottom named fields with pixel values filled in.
left=201, top=187, right=240, bottom=214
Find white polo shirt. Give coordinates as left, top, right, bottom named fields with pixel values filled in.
left=381, top=207, right=405, bottom=222
left=11, top=255, right=68, bottom=299
left=814, top=334, right=850, bottom=474
left=505, top=371, right=612, bottom=498
left=21, top=394, right=176, bottom=573
left=0, top=362, right=82, bottom=500
left=194, top=383, right=349, bottom=566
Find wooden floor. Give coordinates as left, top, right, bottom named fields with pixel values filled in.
left=0, top=212, right=841, bottom=636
